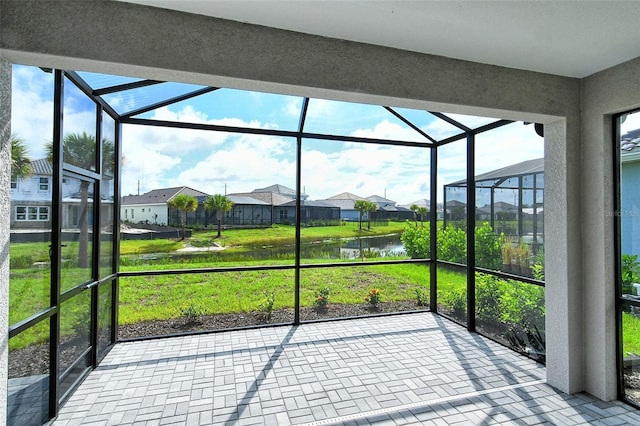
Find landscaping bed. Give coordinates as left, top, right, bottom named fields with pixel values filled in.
left=9, top=301, right=426, bottom=379
left=119, top=300, right=426, bottom=339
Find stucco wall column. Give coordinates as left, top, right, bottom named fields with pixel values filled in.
left=545, top=118, right=584, bottom=394
left=581, top=56, right=640, bottom=401
left=0, top=59, right=11, bottom=424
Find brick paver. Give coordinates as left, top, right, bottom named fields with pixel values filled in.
left=52, top=313, right=640, bottom=425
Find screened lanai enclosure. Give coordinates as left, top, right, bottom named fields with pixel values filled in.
left=8, top=64, right=545, bottom=425
left=443, top=157, right=544, bottom=277
left=444, top=157, right=543, bottom=240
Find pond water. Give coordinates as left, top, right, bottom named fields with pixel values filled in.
left=124, top=234, right=405, bottom=264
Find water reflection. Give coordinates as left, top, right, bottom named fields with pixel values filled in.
left=121, top=234, right=405, bottom=266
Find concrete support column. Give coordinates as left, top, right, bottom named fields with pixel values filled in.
left=0, top=59, right=11, bottom=423
left=545, top=118, right=584, bottom=394
left=581, top=56, right=640, bottom=401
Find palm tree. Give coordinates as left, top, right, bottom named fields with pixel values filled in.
left=168, top=193, right=198, bottom=240
left=11, top=134, right=32, bottom=180
left=418, top=207, right=429, bottom=226
left=354, top=200, right=368, bottom=230
left=410, top=204, right=419, bottom=225
left=204, top=194, right=235, bottom=238
left=46, top=132, right=114, bottom=268
left=354, top=200, right=377, bottom=230
left=365, top=201, right=377, bottom=230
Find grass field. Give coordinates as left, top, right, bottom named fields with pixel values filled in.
left=9, top=222, right=638, bottom=360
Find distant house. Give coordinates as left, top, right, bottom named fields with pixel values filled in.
left=620, top=128, right=640, bottom=258
left=444, top=199, right=467, bottom=222
left=10, top=158, right=54, bottom=230
left=10, top=158, right=114, bottom=230
left=121, top=186, right=209, bottom=226
left=366, top=195, right=412, bottom=221
left=227, top=190, right=292, bottom=225
left=231, top=183, right=336, bottom=225
left=252, top=184, right=308, bottom=201
left=212, top=195, right=273, bottom=227
left=323, top=192, right=367, bottom=221
left=476, top=201, right=518, bottom=221
left=278, top=199, right=340, bottom=225
left=443, top=157, right=544, bottom=239
left=401, top=198, right=445, bottom=220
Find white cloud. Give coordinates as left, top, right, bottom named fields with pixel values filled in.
left=622, top=111, right=640, bottom=135
left=283, top=97, right=303, bottom=119
left=173, top=134, right=295, bottom=195
left=351, top=119, right=430, bottom=143
left=10, top=67, right=545, bottom=207
left=11, top=66, right=55, bottom=159
left=11, top=66, right=103, bottom=160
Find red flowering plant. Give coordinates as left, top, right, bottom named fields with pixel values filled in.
left=364, top=288, right=382, bottom=307
left=313, top=287, right=330, bottom=310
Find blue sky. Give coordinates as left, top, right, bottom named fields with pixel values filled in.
left=11, top=64, right=544, bottom=205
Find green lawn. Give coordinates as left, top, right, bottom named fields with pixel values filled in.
left=623, top=311, right=640, bottom=357
left=187, top=222, right=407, bottom=248
left=10, top=222, right=639, bottom=359
left=118, top=262, right=431, bottom=324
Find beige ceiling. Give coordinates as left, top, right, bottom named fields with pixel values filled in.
left=120, top=0, right=640, bottom=78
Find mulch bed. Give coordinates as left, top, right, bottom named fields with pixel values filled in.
left=119, top=301, right=426, bottom=339
left=10, top=302, right=427, bottom=378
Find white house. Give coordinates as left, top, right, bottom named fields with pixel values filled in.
left=121, top=186, right=209, bottom=226
left=10, top=158, right=114, bottom=230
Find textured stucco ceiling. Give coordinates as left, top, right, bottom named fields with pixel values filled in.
left=119, top=0, right=640, bottom=78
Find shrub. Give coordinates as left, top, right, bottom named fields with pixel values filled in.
left=402, top=222, right=502, bottom=268
left=314, top=287, right=330, bottom=310
left=400, top=222, right=430, bottom=258
left=622, top=254, right=640, bottom=295
left=501, top=281, right=545, bottom=329
left=179, top=303, right=205, bottom=324
left=364, top=288, right=382, bottom=306
left=531, top=248, right=545, bottom=281
left=475, top=274, right=504, bottom=323
left=443, top=288, right=466, bottom=320
left=438, top=227, right=466, bottom=264
left=258, top=292, right=276, bottom=321
left=414, top=288, right=429, bottom=307
left=475, top=223, right=502, bottom=270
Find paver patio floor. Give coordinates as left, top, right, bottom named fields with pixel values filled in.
left=53, top=312, right=640, bottom=425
